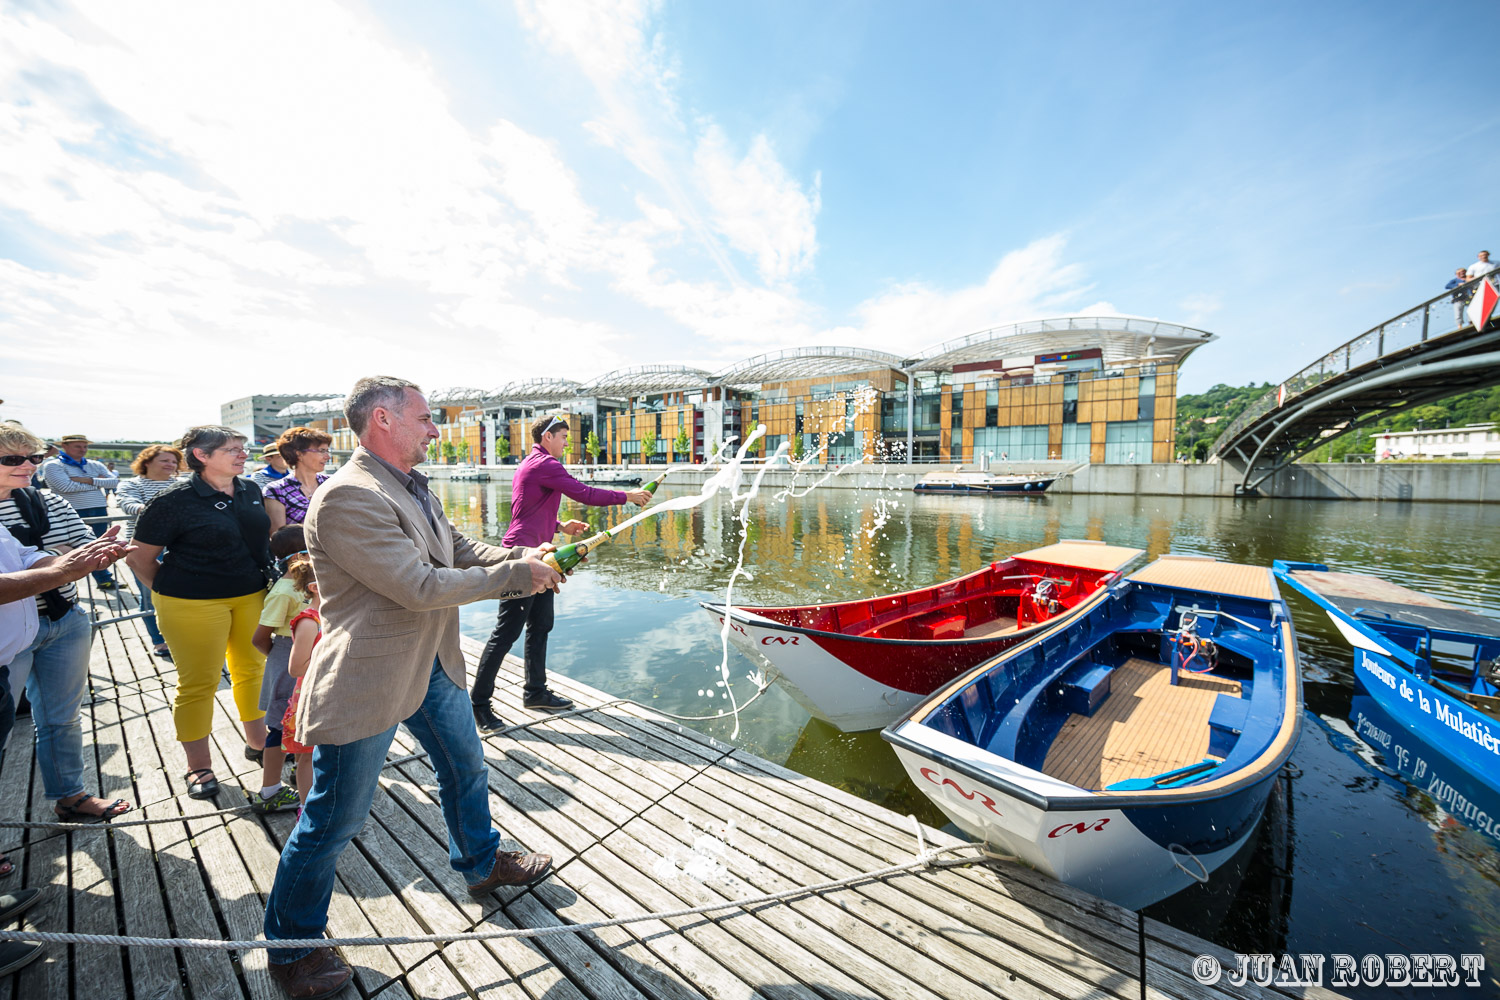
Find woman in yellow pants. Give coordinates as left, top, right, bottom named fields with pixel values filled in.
left=127, top=426, right=272, bottom=800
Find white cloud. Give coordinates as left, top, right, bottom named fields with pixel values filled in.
left=837, top=235, right=1092, bottom=354
left=693, top=126, right=820, bottom=284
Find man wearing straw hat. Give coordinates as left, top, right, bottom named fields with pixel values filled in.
left=250, top=441, right=292, bottom=490
left=40, top=434, right=119, bottom=590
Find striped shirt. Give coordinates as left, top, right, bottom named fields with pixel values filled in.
left=116, top=476, right=181, bottom=541
left=41, top=457, right=118, bottom=510
left=0, top=490, right=92, bottom=613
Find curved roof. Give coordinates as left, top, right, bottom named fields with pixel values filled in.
left=711, top=346, right=906, bottom=386
left=914, top=316, right=1216, bottom=371
left=278, top=396, right=346, bottom=420
left=427, top=386, right=488, bottom=406
left=485, top=379, right=584, bottom=405
left=578, top=364, right=714, bottom=397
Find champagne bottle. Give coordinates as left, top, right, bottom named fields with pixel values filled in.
left=543, top=530, right=612, bottom=574
left=634, top=470, right=669, bottom=505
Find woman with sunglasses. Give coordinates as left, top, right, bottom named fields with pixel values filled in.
left=0, top=422, right=135, bottom=825
left=263, top=426, right=334, bottom=534
left=125, top=425, right=273, bottom=801
left=470, top=413, right=651, bottom=729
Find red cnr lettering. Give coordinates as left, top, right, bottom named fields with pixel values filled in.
left=761, top=635, right=800, bottom=645
left=919, top=767, right=1002, bottom=816
left=1048, top=818, right=1111, bottom=838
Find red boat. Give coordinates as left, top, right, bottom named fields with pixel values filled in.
left=701, top=540, right=1144, bottom=730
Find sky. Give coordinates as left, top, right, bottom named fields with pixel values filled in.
left=2, top=0, right=1498, bottom=440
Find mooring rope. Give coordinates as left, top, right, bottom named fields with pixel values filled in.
left=0, top=821, right=985, bottom=951
left=0, top=686, right=771, bottom=831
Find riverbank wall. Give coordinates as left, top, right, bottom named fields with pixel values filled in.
left=426, top=461, right=1500, bottom=502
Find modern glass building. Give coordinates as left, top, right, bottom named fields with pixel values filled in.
left=271, top=316, right=1215, bottom=466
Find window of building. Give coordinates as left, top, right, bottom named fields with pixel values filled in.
left=1104, top=419, right=1153, bottom=463
left=972, top=425, right=1048, bottom=460
left=1060, top=423, right=1091, bottom=461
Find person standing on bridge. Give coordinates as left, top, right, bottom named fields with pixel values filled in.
left=1467, top=250, right=1497, bottom=282
left=1447, top=266, right=1475, bottom=329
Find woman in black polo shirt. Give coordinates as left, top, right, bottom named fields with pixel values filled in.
left=126, top=425, right=272, bottom=800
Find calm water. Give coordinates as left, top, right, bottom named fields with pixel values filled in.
left=434, top=479, right=1500, bottom=993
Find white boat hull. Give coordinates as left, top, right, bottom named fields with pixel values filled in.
left=888, top=729, right=1260, bottom=910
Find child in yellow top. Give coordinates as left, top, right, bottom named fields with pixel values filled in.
left=247, top=526, right=310, bottom=814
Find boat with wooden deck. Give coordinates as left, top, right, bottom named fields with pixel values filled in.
left=913, top=468, right=1056, bottom=494
left=884, top=554, right=1302, bottom=910
left=702, top=540, right=1144, bottom=731
left=1275, top=560, right=1500, bottom=796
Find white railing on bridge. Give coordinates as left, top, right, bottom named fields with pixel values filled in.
left=1211, top=274, right=1497, bottom=457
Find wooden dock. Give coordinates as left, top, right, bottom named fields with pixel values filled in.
left=0, top=580, right=1343, bottom=1000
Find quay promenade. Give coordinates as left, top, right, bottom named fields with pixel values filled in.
left=0, top=573, right=1345, bottom=1000
left=423, top=460, right=1500, bottom=503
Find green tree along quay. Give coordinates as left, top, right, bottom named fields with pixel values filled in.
left=673, top=424, right=690, bottom=461
left=585, top=431, right=601, bottom=464
left=426, top=441, right=438, bottom=464
left=1174, top=382, right=1500, bottom=462
left=458, top=441, right=470, bottom=464
left=440, top=440, right=456, bottom=463
left=790, top=433, right=805, bottom=462
left=494, top=435, right=509, bottom=462
left=640, top=429, right=657, bottom=463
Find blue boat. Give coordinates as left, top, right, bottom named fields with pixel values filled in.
left=1346, top=694, right=1500, bottom=850
left=884, top=554, right=1302, bottom=909
left=1275, top=561, right=1500, bottom=797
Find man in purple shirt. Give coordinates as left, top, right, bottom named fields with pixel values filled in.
left=471, top=414, right=650, bottom=728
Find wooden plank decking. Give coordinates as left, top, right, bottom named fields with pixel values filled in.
left=1042, top=659, right=1242, bottom=790
left=1129, top=557, right=1276, bottom=601
left=0, top=577, right=1343, bottom=1000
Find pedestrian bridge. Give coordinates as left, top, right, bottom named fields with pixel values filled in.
left=1210, top=277, right=1500, bottom=493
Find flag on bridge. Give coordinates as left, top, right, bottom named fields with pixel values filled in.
left=1467, top=276, right=1498, bottom=331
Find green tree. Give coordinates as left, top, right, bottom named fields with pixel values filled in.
left=585, top=431, right=601, bottom=464
left=494, top=435, right=510, bottom=462
left=426, top=440, right=438, bottom=464
left=673, top=425, right=690, bottom=461
left=440, top=440, right=456, bottom=463
left=790, top=433, right=805, bottom=461
left=457, top=441, right=470, bottom=464
left=640, top=429, right=657, bottom=463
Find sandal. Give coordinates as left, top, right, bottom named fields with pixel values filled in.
left=184, top=768, right=220, bottom=800
left=0, top=855, right=12, bottom=878
left=54, top=796, right=132, bottom=823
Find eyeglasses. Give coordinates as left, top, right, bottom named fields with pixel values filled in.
left=300, top=448, right=332, bottom=456
left=0, top=454, right=46, bottom=467
left=215, top=446, right=250, bottom=457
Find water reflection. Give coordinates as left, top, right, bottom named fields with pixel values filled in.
left=437, top=480, right=1500, bottom=977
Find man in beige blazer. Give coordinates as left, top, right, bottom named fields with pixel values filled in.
left=263, top=377, right=563, bottom=999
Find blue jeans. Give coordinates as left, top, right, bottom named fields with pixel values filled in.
left=130, top=569, right=164, bottom=646
left=0, top=665, right=13, bottom=770
left=76, top=505, right=115, bottom=584
left=263, top=658, right=501, bottom=964
left=4, top=606, right=92, bottom=800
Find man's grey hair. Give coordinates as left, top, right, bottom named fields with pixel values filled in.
left=345, top=376, right=423, bottom=436
left=179, top=425, right=247, bottom=472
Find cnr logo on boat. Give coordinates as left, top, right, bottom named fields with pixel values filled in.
left=761, top=635, right=800, bottom=645
left=1047, top=818, right=1110, bottom=837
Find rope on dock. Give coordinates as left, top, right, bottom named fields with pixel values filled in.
left=0, top=821, right=986, bottom=951
left=0, top=688, right=770, bottom=831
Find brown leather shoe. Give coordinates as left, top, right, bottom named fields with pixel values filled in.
left=268, top=946, right=352, bottom=999
left=467, top=849, right=552, bottom=897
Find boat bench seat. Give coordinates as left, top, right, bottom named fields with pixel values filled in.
left=1207, top=693, right=1251, bottom=758
left=912, top=613, right=966, bottom=641
left=1059, top=664, right=1114, bottom=717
